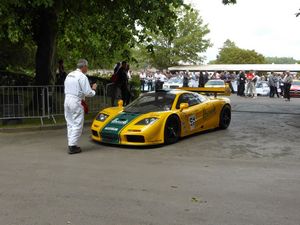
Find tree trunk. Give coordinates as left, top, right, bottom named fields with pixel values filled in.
left=34, top=8, right=58, bottom=85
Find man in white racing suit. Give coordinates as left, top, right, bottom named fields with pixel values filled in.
left=64, top=59, right=97, bottom=154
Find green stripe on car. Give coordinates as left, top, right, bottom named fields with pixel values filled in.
left=100, top=112, right=141, bottom=144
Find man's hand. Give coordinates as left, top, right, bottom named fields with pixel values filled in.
left=92, top=83, right=97, bottom=91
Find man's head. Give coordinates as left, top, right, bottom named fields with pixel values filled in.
left=121, top=61, right=127, bottom=69
left=77, top=59, right=88, bottom=74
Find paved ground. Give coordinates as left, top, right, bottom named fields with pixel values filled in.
left=0, top=95, right=300, bottom=225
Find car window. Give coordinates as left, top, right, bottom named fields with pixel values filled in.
left=125, top=92, right=176, bottom=113
left=176, top=94, right=189, bottom=109
left=193, top=93, right=207, bottom=103
left=263, top=83, right=269, bottom=88
left=292, top=81, right=300, bottom=86
left=206, top=80, right=224, bottom=86
left=257, top=83, right=263, bottom=88
left=176, top=93, right=203, bottom=109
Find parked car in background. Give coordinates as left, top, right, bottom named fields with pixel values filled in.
left=290, top=80, right=300, bottom=97
left=255, top=81, right=270, bottom=96
left=204, top=79, right=226, bottom=88
left=163, top=77, right=183, bottom=89
left=163, top=77, right=198, bottom=89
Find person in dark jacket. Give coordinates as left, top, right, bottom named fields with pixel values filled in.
left=198, top=72, right=205, bottom=87
left=183, top=73, right=189, bottom=87
left=237, top=71, right=246, bottom=96
left=110, top=62, right=121, bottom=106
left=116, top=61, right=130, bottom=105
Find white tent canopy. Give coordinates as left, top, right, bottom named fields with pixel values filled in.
left=168, top=64, right=300, bottom=72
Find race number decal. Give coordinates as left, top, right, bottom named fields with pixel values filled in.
left=189, top=115, right=196, bottom=130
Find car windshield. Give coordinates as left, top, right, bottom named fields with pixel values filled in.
left=124, top=92, right=176, bottom=113
left=166, top=77, right=182, bottom=84
left=292, top=81, right=300, bottom=86
left=206, top=80, right=224, bottom=86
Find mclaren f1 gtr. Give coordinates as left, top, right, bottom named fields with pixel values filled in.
left=91, top=89, right=231, bottom=145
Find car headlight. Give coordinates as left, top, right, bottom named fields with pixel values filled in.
left=135, top=117, right=158, bottom=125
left=96, top=113, right=109, bottom=122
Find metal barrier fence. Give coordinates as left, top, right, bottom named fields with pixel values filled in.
left=0, top=84, right=107, bottom=125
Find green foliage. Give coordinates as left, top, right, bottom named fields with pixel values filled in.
left=0, top=0, right=188, bottom=83
left=0, top=0, right=237, bottom=84
left=222, top=39, right=237, bottom=49
left=132, top=6, right=211, bottom=70
left=222, top=0, right=237, bottom=4
left=129, top=75, right=141, bottom=100
left=0, top=39, right=35, bottom=72
left=265, top=57, right=298, bottom=64
left=213, top=39, right=266, bottom=64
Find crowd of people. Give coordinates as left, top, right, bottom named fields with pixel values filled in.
left=138, top=70, right=298, bottom=101
left=235, top=70, right=295, bottom=101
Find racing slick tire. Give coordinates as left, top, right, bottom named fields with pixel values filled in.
left=164, top=115, right=180, bottom=144
left=219, top=104, right=231, bottom=129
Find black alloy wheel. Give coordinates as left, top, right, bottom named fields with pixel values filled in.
left=219, top=105, right=231, bottom=129
left=164, top=115, right=180, bottom=144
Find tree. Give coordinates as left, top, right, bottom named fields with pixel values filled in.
left=0, top=39, right=35, bottom=71
left=212, top=39, right=266, bottom=64
left=0, top=0, right=186, bottom=84
left=222, top=0, right=237, bottom=4
left=132, top=6, right=211, bottom=70
left=0, top=0, right=236, bottom=84
left=265, top=57, right=298, bottom=64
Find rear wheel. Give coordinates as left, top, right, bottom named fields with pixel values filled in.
left=219, top=105, right=231, bottom=129
left=164, top=115, right=180, bottom=144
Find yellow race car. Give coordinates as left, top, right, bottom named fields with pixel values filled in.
left=91, top=89, right=231, bottom=146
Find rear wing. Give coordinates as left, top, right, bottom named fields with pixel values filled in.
left=178, top=84, right=231, bottom=97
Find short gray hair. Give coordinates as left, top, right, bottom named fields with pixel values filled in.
left=77, top=59, right=88, bottom=69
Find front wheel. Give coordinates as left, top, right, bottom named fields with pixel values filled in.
left=219, top=105, right=231, bottom=129
left=164, top=115, right=180, bottom=144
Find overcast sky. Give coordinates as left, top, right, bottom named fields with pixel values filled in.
left=185, top=0, right=300, bottom=63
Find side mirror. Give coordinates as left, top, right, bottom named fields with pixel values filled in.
left=118, top=99, right=123, bottom=107
left=180, top=103, right=189, bottom=111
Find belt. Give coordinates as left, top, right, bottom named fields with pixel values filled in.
left=65, top=94, right=82, bottom=100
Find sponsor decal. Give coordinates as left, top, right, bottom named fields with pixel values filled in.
left=100, top=112, right=141, bottom=144
left=104, top=127, right=118, bottom=131
left=111, top=118, right=128, bottom=125
left=189, top=115, right=196, bottom=130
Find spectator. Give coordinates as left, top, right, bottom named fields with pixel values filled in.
left=278, top=73, right=285, bottom=97
left=245, top=70, right=255, bottom=98
left=116, top=61, right=130, bottom=105
left=268, top=72, right=276, bottom=98
left=283, top=71, right=293, bottom=101
left=237, top=71, right=246, bottom=96
left=273, top=73, right=280, bottom=98
left=147, top=73, right=154, bottom=91
left=183, top=73, right=189, bottom=87
left=110, top=62, right=121, bottom=106
left=56, top=59, right=67, bottom=85
left=198, top=72, right=205, bottom=87
left=140, top=71, right=146, bottom=92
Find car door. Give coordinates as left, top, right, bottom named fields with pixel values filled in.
left=176, top=93, right=203, bottom=136
left=202, top=100, right=217, bottom=129
left=189, top=93, right=216, bottom=131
